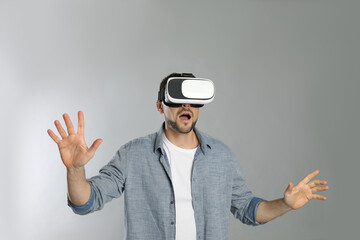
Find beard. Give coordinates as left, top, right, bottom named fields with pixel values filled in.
left=166, top=118, right=197, bottom=134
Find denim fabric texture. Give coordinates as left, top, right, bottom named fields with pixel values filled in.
left=68, top=123, right=265, bottom=240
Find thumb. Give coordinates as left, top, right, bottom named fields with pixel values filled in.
left=285, top=181, right=293, bottom=193
left=88, top=138, right=103, bottom=156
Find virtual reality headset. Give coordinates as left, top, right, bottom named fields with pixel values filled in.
left=158, top=74, right=215, bottom=108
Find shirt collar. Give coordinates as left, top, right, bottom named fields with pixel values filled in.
left=154, top=122, right=211, bottom=155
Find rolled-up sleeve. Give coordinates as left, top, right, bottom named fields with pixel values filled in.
left=230, top=155, right=266, bottom=226
left=246, top=197, right=265, bottom=225
left=67, top=186, right=95, bottom=215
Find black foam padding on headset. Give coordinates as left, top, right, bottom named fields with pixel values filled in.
left=168, top=79, right=187, bottom=99
left=158, top=89, right=165, bottom=101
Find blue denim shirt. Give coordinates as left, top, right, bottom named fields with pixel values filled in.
left=68, top=123, right=265, bottom=240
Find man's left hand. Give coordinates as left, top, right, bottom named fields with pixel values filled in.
left=283, top=170, right=329, bottom=210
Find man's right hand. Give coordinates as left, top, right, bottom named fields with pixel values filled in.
left=47, top=111, right=103, bottom=170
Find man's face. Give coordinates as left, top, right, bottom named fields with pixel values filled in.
left=157, top=101, right=199, bottom=134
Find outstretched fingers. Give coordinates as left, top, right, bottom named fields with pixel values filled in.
left=47, top=129, right=61, bottom=144
left=77, top=111, right=85, bottom=135
left=54, top=119, right=67, bottom=139
left=311, top=186, right=329, bottom=193
left=63, top=113, right=75, bottom=135
left=300, top=170, right=320, bottom=184
left=87, top=139, right=103, bottom=157
left=308, top=180, right=328, bottom=188
left=311, top=194, right=327, bottom=200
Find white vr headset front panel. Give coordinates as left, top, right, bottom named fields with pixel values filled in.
left=165, top=77, right=215, bottom=105
left=181, top=79, right=215, bottom=99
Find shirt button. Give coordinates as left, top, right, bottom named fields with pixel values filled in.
left=170, top=201, right=174, bottom=204
left=171, top=221, right=175, bottom=225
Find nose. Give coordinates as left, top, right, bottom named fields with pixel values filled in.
left=182, top=104, right=191, bottom=108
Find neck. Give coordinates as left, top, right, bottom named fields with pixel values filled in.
left=164, top=123, right=199, bottom=149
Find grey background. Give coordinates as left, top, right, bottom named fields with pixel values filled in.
left=0, top=0, right=359, bottom=239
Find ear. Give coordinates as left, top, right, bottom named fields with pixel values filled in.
left=156, top=101, right=164, bottom=114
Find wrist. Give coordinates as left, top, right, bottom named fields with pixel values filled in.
left=281, top=198, right=293, bottom=211
left=67, top=166, right=86, bottom=180
left=67, top=165, right=84, bottom=173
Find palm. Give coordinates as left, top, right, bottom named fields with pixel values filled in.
left=58, top=134, right=89, bottom=168
left=48, top=111, right=102, bottom=169
left=283, top=170, right=328, bottom=210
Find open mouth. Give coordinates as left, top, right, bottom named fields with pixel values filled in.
left=179, top=112, right=191, bottom=121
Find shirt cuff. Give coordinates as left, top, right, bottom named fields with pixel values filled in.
left=67, top=185, right=95, bottom=215
left=247, top=197, right=266, bottom=225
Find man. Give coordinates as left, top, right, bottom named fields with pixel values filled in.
left=47, top=73, right=329, bottom=240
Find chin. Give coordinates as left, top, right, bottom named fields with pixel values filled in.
left=176, top=122, right=196, bottom=134
left=178, top=127, right=193, bottom=134
left=166, top=118, right=197, bottom=134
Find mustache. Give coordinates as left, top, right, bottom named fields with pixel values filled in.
left=177, top=108, right=193, bottom=116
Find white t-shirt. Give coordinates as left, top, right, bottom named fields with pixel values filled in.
left=163, top=135, right=197, bottom=240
